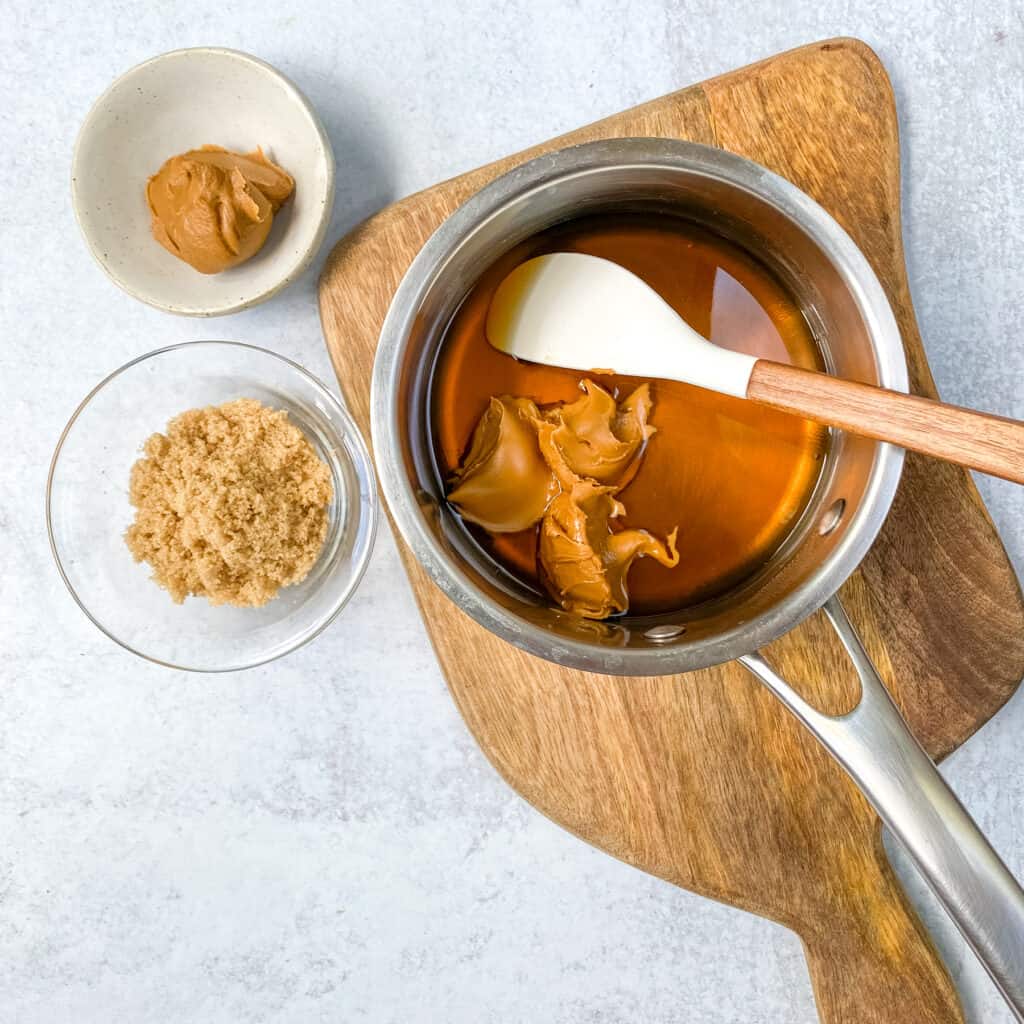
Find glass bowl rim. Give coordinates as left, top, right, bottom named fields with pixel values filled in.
left=46, top=339, right=379, bottom=673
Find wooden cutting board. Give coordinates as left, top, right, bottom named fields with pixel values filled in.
left=319, top=39, right=1024, bottom=1023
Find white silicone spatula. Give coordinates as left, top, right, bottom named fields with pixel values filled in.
left=486, top=253, right=1024, bottom=484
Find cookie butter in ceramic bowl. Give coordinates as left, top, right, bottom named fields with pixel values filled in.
left=72, top=48, right=334, bottom=316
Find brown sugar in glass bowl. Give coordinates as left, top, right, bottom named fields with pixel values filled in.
left=47, top=342, right=377, bottom=672
left=125, top=398, right=332, bottom=607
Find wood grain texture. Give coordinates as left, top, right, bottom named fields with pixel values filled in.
left=319, top=39, right=1024, bottom=1024
left=748, top=359, right=1024, bottom=483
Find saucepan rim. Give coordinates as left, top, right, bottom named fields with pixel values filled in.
left=371, top=137, right=906, bottom=675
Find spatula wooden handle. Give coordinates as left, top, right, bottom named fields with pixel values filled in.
left=747, top=360, right=1024, bottom=484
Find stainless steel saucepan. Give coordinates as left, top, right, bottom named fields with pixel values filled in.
left=371, top=138, right=1024, bottom=1019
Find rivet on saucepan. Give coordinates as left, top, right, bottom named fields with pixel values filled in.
left=644, top=623, right=687, bottom=642
left=819, top=498, right=847, bottom=536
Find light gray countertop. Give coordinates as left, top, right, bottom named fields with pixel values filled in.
left=2, top=2, right=1022, bottom=1021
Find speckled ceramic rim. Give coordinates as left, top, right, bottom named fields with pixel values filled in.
left=46, top=341, right=378, bottom=672
left=70, top=47, right=336, bottom=317
left=372, top=138, right=907, bottom=676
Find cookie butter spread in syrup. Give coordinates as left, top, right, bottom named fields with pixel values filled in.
left=449, top=381, right=678, bottom=618
left=147, top=146, right=295, bottom=274
left=432, top=212, right=828, bottom=620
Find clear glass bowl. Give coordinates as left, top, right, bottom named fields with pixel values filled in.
left=47, top=341, right=377, bottom=671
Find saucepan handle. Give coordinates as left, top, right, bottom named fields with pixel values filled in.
left=739, top=595, right=1024, bottom=1023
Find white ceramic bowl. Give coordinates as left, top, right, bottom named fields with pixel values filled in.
left=72, top=48, right=335, bottom=316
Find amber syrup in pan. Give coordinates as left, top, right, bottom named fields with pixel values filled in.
left=429, top=213, right=828, bottom=616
